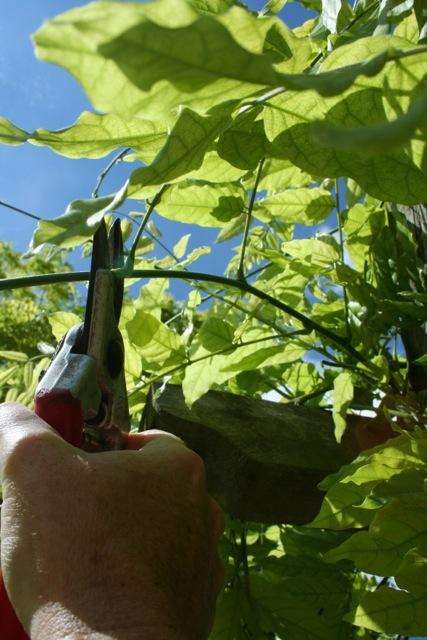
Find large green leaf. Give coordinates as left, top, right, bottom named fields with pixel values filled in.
left=33, top=0, right=418, bottom=124
left=255, top=187, right=334, bottom=224
left=264, top=36, right=427, bottom=203
left=199, top=317, right=235, bottom=351
left=126, top=308, right=184, bottom=368
left=155, top=182, right=245, bottom=227
left=325, top=493, right=427, bottom=574
left=347, top=551, right=427, bottom=636
left=128, top=109, right=230, bottom=194
left=33, top=0, right=280, bottom=119
left=311, top=431, right=427, bottom=529
left=312, top=83, right=427, bottom=153
left=0, top=111, right=167, bottom=161
left=32, top=111, right=166, bottom=162
left=251, top=569, right=353, bottom=640
left=30, top=185, right=127, bottom=250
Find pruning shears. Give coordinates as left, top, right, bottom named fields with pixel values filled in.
left=0, top=219, right=130, bottom=639
left=35, top=217, right=130, bottom=450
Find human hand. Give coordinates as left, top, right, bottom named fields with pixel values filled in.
left=0, top=403, right=224, bottom=640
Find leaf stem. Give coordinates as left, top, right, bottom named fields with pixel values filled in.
left=92, top=148, right=131, bottom=199
left=124, top=184, right=169, bottom=273
left=0, top=199, right=42, bottom=221
left=237, top=157, right=265, bottom=281
left=0, top=267, right=367, bottom=364
left=335, top=178, right=351, bottom=340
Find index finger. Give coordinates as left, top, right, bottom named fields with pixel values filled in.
left=0, top=403, right=64, bottom=480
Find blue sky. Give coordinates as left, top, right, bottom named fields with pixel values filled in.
left=0, top=0, right=313, bottom=291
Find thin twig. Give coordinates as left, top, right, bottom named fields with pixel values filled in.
left=237, top=157, right=265, bottom=281
left=92, top=148, right=131, bottom=199
left=335, top=178, right=351, bottom=340
left=125, top=184, right=169, bottom=272
left=0, top=199, right=42, bottom=221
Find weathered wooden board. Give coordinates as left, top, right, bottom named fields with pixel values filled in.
left=143, top=384, right=363, bottom=525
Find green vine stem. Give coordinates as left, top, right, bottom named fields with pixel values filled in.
left=237, top=157, right=265, bottom=281
left=335, top=178, right=351, bottom=340
left=124, top=184, right=170, bottom=272
left=0, top=268, right=368, bottom=365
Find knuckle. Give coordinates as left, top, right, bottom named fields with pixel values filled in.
left=3, top=431, right=66, bottom=480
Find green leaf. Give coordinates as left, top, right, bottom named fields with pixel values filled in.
left=186, top=150, right=246, bottom=183
left=155, top=182, right=244, bottom=227
left=394, top=11, right=420, bottom=42
left=415, top=352, right=427, bottom=365
left=128, top=109, right=230, bottom=194
left=173, top=234, right=191, bottom=259
left=217, top=110, right=268, bottom=170
left=255, top=187, right=334, bottom=224
left=48, top=311, right=81, bottom=341
left=0, top=351, right=29, bottom=363
left=332, top=371, right=354, bottom=442
left=347, top=551, right=427, bottom=635
left=134, top=279, right=169, bottom=320
left=31, top=111, right=166, bottom=162
left=199, top=317, right=235, bottom=351
left=33, top=0, right=281, bottom=119
left=209, top=583, right=249, bottom=639
left=0, top=117, right=29, bottom=146
left=257, top=158, right=313, bottom=192
left=221, top=339, right=306, bottom=371
left=325, top=493, right=427, bottom=575
left=182, top=345, right=233, bottom=405
left=312, top=84, right=427, bottom=153
left=265, top=36, right=427, bottom=203
left=31, top=185, right=127, bottom=250
left=344, top=203, right=386, bottom=272
left=175, top=245, right=211, bottom=267
left=0, top=110, right=166, bottom=162
left=126, top=309, right=184, bottom=368
left=34, top=0, right=416, bottom=125
left=0, top=366, right=20, bottom=388
left=251, top=570, right=353, bottom=640
left=282, top=236, right=341, bottom=269
left=311, top=431, right=427, bottom=529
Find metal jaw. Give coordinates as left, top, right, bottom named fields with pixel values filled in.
left=85, top=269, right=130, bottom=450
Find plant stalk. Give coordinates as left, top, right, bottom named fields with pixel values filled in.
left=237, top=157, right=265, bottom=281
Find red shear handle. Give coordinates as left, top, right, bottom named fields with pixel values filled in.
left=34, top=389, right=84, bottom=448
left=0, top=572, right=28, bottom=640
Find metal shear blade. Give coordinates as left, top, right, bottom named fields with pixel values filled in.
left=35, top=218, right=130, bottom=451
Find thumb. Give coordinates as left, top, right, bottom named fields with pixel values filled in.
left=122, top=429, right=186, bottom=450
left=0, top=403, right=64, bottom=482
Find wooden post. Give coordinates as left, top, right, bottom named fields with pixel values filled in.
left=143, top=384, right=363, bottom=524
